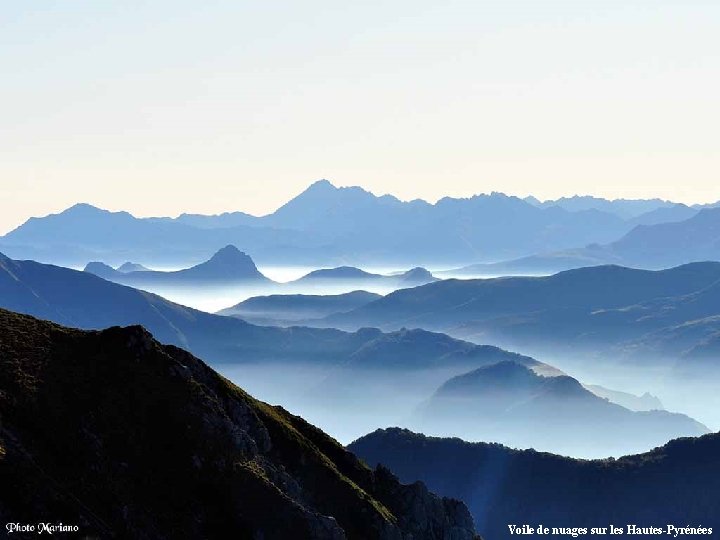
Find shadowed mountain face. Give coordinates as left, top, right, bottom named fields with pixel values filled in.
left=349, top=428, right=720, bottom=540
left=0, top=181, right=642, bottom=267
left=409, top=361, right=707, bottom=458
left=84, top=245, right=270, bottom=286
left=218, top=290, right=382, bottom=325
left=0, top=309, right=479, bottom=540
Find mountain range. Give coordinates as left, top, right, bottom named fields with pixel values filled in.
left=322, top=262, right=720, bottom=371
left=349, top=428, right=720, bottom=540
left=0, top=308, right=479, bottom=539
left=3, top=180, right=700, bottom=268
left=82, top=247, right=437, bottom=311
left=6, top=250, right=699, bottom=451
left=452, top=206, right=720, bottom=275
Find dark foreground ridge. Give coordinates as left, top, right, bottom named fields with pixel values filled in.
left=0, top=309, right=479, bottom=540
left=349, top=428, right=720, bottom=540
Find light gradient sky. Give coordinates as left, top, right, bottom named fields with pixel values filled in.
left=2, top=1, right=719, bottom=234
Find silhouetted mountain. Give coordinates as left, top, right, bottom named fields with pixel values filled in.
left=117, top=261, right=150, bottom=272
left=0, top=181, right=651, bottom=267
left=83, top=261, right=120, bottom=279
left=0, top=250, right=368, bottom=364
left=0, top=252, right=545, bottom=391
left=0, top=309, right=479, bottom=539
left=297, top=266, right=382, bottom=282
left=397, top=267, right=437, bottom=285
left=349, top=428, right=720, bottom=539
left=306, top=330, right=559, bottom=445
left=408, top=361, right=705, bottom=457
left=584, top=384, right=664, bottom=411
left=84, top=245, right=271, bottom=286
left=266, top=181, right=631, bottom=264
left=218, top=291, right=382, bottom=325
left=293, top=266, right=437, bottom=288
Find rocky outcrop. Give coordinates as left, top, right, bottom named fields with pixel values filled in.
left=0, top=308, right=479, bottom=540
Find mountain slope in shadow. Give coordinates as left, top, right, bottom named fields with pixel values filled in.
left=349, top=428, right=720, bottom=540
left=0, top=309, right=479, bottom=540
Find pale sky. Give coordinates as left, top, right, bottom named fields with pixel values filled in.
left=1, top=1, right=719, bottom=234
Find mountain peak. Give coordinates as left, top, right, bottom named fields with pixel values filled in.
left=209, top=244, right=248, bottom=261
left=117, top=262, right=150, bottom=273
left=306, top=178, right=337, bottom=192
left=61, top=203, right=123, bottom=217
left=188, top=245, right=267, bottom=281
left=84, top=261, right=119, bottom=279
left=399, top=267, right=436, bottom=284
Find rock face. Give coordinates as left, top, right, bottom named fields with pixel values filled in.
left=0, top=308, right=479, bottom=540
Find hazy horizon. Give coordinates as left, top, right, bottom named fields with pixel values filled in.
left=3, top=1, right=719, bottom=234
left=0, top=178, right=715, bottom=236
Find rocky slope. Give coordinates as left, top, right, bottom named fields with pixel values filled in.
left=0, top=309, right=479, bottom=540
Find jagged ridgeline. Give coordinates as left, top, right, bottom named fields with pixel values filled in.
left=0, top=309, right=479, bottom=540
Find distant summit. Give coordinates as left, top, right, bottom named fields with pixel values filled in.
left=298, top=266, right=380, bottom=282
left=84, top=245, right=270, bottom=286
left=83, top=261, right=119, bottom=279
left=184, top=245, right=266, bottom=281
left=398, top=267, right=438, bottom=285
left=117, top=261, right=150, bottom=273
left=293, top=265, right=437, bottom=288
